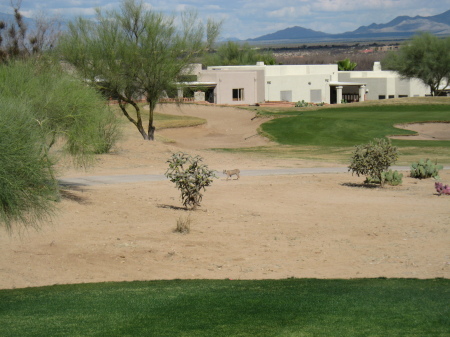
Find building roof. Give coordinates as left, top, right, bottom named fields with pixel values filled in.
left=329, top=81, right=366, bottom=86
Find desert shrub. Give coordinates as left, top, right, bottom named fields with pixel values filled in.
left=295, top=100, right=313, bottom=107
left=0, top=59, right=120, bottom=231
left=410, top=159, right=443, bottom=179
left=165, top=152, right=217, bottom=209
left=174, top=214, right=192, bottom=234
left=348, top=138, right=399, bottom=187
left=435, top=182, right=450, bottom=195
left=365, top=169, right=403, bottom=186
left=0, top=99, right=58, bottom=230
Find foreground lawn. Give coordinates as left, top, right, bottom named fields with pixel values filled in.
left=1, top=278, right=448, bottom=336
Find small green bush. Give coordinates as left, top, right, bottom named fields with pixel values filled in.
left=366, top=169, right=403, bottom=186
left=165, top=152, right=217, bottom=209
left=382, top=170, right=403, bottom=186
left=295, top=100, right=313, bottom=107
left=348, top=138, right=399, bottom=187
left=410, top=159, right=443, bottom=179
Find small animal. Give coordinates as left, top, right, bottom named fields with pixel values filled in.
left=223, top=169, right=240, bottom=181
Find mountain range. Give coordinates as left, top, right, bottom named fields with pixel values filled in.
left=248, top=9, right=450, bottom=43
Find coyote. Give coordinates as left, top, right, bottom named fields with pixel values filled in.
left=223, top=169, right=240, bottom=180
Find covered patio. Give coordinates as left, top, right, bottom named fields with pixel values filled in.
left=329, top=82, right=367, bottom=104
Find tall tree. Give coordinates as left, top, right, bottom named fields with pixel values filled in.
left=383, top=33, right=450, bottom=96
left=58, top=0, right=220, bottom=140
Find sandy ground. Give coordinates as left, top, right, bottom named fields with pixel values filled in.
left=1, top=104, right=449, bottom=289
left=391, top=122, right=450, bottom=140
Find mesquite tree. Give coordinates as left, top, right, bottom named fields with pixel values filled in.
left=58, top=0, right=221, bottom=140
left=383, top=33, right=450, bottom=96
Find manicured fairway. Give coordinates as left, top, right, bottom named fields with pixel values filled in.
left=259, top=105, right=450, bottom=147
left=1, top=278, right=448, bottom=336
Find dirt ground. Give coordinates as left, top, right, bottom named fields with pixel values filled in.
left=1, top=104, right=449, bottom=289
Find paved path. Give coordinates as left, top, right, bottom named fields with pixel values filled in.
left=59, top=166, right=450, bottom=186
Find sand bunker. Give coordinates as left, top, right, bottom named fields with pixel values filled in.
left=391, top=122, right=450, bottom=140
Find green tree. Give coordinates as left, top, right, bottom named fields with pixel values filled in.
left=57, top=0, right=220, bottom=140
left=203, top=41, right=276, bottom=66
left=337, top=58, right=357, bottom=71
left=0, top=59, right=120, bottom=231
left=383, top=33, right=450, bottom=96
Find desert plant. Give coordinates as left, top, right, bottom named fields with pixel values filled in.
left=337, top=58, right=357, bottom=71
left=295, top=100, right=312, bottom=107
left=165, top=152, right=217, bottom=210
left=382, top=170, right=403, bottom=186
left=348, top=138, right=399, bottom=187
left=365, top=169, right=403, bottom=186
left=435, top=182, right=450, bottom=195
left=410, top=159, right=443, bottom=179
left=175, top=214, right=192, bottom=234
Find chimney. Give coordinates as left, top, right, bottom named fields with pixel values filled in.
left=373, top=62, right=382, bottom=71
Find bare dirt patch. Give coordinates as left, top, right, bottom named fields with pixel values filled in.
left=1, top=104, right=449, bottom=289
left=391, top=122, right=450, bottom=141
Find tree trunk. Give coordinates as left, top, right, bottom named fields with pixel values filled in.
left=148, top=125, right=155, bottom=141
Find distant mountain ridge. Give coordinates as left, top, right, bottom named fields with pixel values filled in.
left=249, top=9, right=450, bottom=42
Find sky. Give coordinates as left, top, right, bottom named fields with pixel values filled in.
left=1, top=0, right=449, bottom=40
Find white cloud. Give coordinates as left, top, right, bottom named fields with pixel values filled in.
left=267, top=7, right=299, bottom=19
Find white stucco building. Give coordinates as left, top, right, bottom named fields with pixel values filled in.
left=181, top=62, right=431, bottom=105
left=338, top=62, right=430, bottom=100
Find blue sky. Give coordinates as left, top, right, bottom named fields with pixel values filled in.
left=1, top=0, right=449, bottom=40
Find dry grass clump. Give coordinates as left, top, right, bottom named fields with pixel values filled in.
left=174, top=214, right=192, bottom=234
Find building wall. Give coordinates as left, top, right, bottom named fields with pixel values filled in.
left=199, top=69, right=264, bottom=105
left=207, top=64, right=338, bottom=104
left=338, top=69, right=430, bottom=100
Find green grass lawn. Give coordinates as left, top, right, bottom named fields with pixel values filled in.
left=1, top=278, right=448, bottom=336
left=235, top=103, right=450, bottom=164
left=259, top=105, right=450, bottom=147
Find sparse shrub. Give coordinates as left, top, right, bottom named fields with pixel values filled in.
left=348, top=138, right=399, bottom=187
left=435, top=182, right=450, bottom=195
left=174, top=214, right=192, bottom=234
left=165, top=152, right=217, bottom=209
left=410, top=159, right=443, bottom=179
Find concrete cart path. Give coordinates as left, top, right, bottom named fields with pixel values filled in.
left=58, top=166, right=450, bottom=186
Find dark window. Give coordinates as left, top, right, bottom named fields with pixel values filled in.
left=233, top=88, right=244, bottom=101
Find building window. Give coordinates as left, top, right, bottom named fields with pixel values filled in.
left=388, top=95, right=395, bottom=99
left=399, top=95, right=408, bottom=98
left=233, top=88, right=244, bottom=101
left=378, top=95, right=386, bottom=99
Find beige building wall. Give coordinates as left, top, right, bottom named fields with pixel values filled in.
left=338, top=63, right=430, bottom=100
left=199, top=69, right=264, bottom=105
left=207, top=63, right=339, bottom=104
